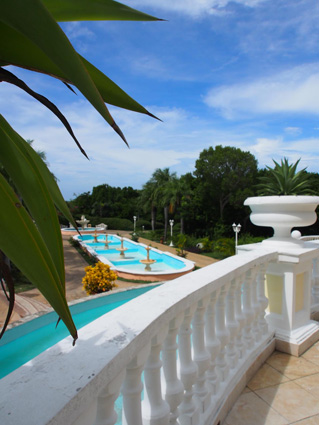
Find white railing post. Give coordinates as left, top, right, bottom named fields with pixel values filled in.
left=215, top=283, right=230, bottom=382
left=256, top=264, right=269, bottom=336
left=242, top=269, right=256, bottom=349
left=234, top=273, right=246, bottom=360
left=251, top=266, right=262, bottom=342
left=226, top=278, right=240, bottom=368
left=178, top=305, right=200, bottom=425
left=93, top=371, right=125, bottom=425
left=142, top=328, right=170, bottom=425
left=205, top=289, right=221, bottom=396
left=312, top=257, right=319, bottom=307
left=122, top=346, right=150, bottom=425
left=162, top=315, right=184, bottom=425
left=192, top=298, right=210, bottom=413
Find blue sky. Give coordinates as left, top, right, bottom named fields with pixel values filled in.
left=2, top=0, right=319, bottom=200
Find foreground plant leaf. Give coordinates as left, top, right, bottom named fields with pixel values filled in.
left=0, top=173, right=77, bottom=342
left=0, top=68, right=88, bottom=158
left=43, top=0, right=161, bottom=22
left=1, top=0, right=128, bottom=146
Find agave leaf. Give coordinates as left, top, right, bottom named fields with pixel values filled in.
left=0, top=173, right=77, bottom=342
left=1, top=0, right=128, bottom=145
left=0, top=67, right=88, bottom=159
left=0, top=22, right=158, bottom=121
left=43, top=0, right=161, bottom=22
left=0, top=116, right=65, bottom=286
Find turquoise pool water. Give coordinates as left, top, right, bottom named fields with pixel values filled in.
left=0, top=286, right=157, bottom=380
left=78, top=234, right=188, bottom=273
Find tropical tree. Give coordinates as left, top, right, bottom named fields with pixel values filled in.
left=194, top=145, right=258, bottom=223
left=0, top=0, right=161, bottom=340
left=256, top=158, right=316, bottom=196
left=162, top=175, right=193, bottom=234
left=151, top=168, right=177, bottom=241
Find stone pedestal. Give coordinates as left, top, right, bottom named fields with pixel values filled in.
left=238, top=243, right=319, bottom=356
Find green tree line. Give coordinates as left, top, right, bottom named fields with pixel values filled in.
left=68, top=145, right=319, bottom=241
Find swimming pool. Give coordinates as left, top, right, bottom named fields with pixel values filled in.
left=75, top=234, right=195, bottom=281
left=0, top=286, right=158, bottom=380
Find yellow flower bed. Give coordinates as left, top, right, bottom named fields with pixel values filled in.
left=82, top=261, right=118, bottom=295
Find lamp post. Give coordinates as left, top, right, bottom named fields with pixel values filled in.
left=232, top=223, right=241, bottom=254
left=133, top=216, right=137, bottom=235
left=169, top=219, right=174, bottom=247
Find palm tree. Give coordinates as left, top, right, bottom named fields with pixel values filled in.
left=162, top=176, right=192, bottom=234
left=152, top=168, right=177, bottom=241
left=139, top=180, right=158, bottom=231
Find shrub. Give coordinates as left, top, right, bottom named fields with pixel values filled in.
left=175, top=234, right=188, bottom=258
left=82, top=262, right=118, bottom=295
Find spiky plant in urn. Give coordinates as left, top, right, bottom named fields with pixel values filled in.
left=244, top=158, right=319, bottom=247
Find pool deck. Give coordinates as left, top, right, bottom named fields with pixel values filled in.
left=0, top=231, right=218, bottom=327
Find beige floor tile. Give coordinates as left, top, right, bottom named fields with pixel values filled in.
left=266, top=351, right=319, bottom=380
left=224, top=391, right=288, bottom=425
left=303, top=343, right=319, bottom=366
left=248, top=363, right=289, bottom=391
left=291, top=415, right=319, bottom=424
left=294, top=373, right=319, bottom=400
left=256, top=381, right=319, bottom=422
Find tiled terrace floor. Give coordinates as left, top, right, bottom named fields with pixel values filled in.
left=225, top=344, right=319, bottom=424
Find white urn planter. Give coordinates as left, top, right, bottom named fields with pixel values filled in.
left=244, top=196, right=319, bottom=247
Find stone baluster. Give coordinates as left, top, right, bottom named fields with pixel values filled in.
left=192, top=298, right=210, bottom=413
left=93, top=371, right=125, bottom=425
left=242, top=269, right=256, bottom=349
left=142, top=328, right=170, bottom=425
left=178, top=305, right=200, bottom=425
left=251, top=266, right=262, bottom=342
left=215, top=283, right=230, bottom=382
left=234, top=273, right=246, bottom=360
left=226, top=278, right=240, bottom=369
left=205, top=289, right=221, bottom=396
left=122, top=345, right=150, bottom=425
left=256, top=264, right=269, bottom=336
left=312, top=257, right=319, bottom=306
left=162, top=314, right=184, bottom=425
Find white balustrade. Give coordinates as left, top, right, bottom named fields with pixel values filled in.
left=242, top=269, right=256, bottom=348
left=94, top=372, right=125, bottom=425
left=205, top=289, right=221, bottom=396
left=0, top=250, right=282, bottom=425
left=215, top=283, right=230, bottom=382
left=162, top=315, right=184, bottom=425
left=178, top=305, right=200, bottom=425
left=256, top=265, right=269, bottom=336
left=226, top=278, right=240, bottom=368
left=192, top=298, right=210, bottom=413
left=142, top=329, right=170, bottom=425
left=312, top=257, right=319, bottom=308
left=234, top=273, right=246, bottom=360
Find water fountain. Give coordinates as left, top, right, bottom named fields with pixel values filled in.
left=104, top=234, right=109, bottom=248
left=116, top=237, right=128, bottom=257
left=140, top=245, right=156, bottom=271
left=93, top=230, right=98, bottom=243
left=76, top=215, right=90, bottom=229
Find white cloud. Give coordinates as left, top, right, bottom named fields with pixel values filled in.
left=204, top=64, right=319, bottom=118
left=284, top=127, right=302, bottom=136
left=129, top=0, right=266, bottom=17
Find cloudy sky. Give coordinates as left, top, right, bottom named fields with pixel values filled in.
left=2, top=0, right=319, bottom=200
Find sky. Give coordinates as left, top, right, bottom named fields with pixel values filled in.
left=2, top=0, right=319, bottom=200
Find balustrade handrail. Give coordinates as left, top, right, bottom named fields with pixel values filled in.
left=0, top=249, right=278, bottom=425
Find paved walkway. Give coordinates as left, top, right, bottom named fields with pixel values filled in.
left=0, top=232, right=218, bottom=327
